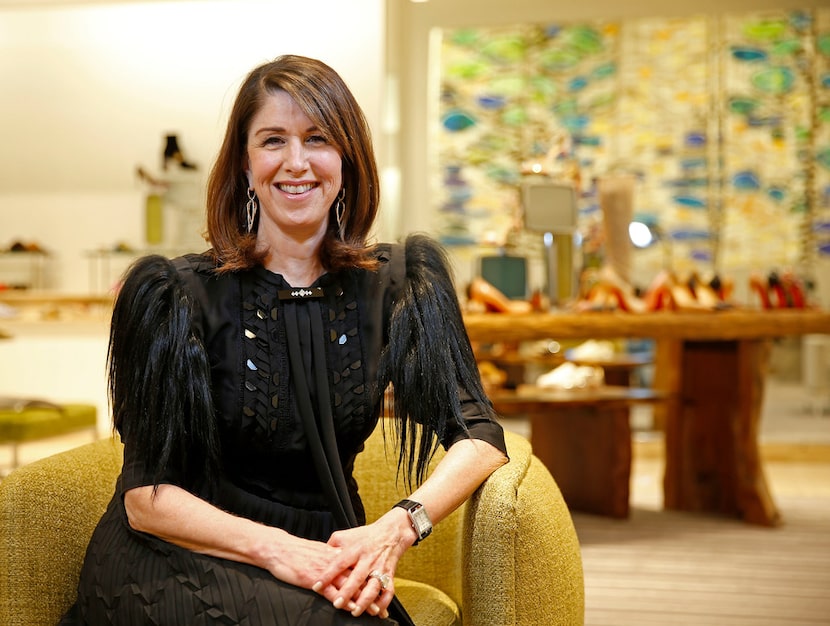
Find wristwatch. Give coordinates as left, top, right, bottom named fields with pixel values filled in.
left=395, top=499, right=433, bottom=545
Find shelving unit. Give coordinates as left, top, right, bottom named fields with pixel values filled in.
left=84, top=248, right=191, bottom=294
left=0, top=252, right=49, bottom=291
left=84, top=249, right=141, bottom=294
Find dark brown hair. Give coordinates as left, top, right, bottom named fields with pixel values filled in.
left=206, top=55, right=380, bottom=272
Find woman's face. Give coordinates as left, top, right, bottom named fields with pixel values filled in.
left=245, top=89, right=342, bottom=243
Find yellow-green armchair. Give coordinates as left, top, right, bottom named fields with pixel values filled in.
left=0, top=429, right=584, bottom=625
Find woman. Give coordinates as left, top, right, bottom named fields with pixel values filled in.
left=62, top=55, right=508, bottom=625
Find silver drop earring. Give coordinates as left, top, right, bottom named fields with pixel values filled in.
left=246, top=188, right=258, bottom=233
left=335, top=187, right=346, bottom=239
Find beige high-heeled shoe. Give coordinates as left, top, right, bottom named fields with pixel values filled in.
left=467, top=277, right=532, bottom=313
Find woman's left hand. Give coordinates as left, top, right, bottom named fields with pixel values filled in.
left=313, top=437, right=508, bottom=618
left=312, top=507, right=416, bottom=618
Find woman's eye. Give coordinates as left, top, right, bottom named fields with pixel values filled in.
left=263, top=136, right=284, bottom=146
left=307, top=135, right=328, bottom=145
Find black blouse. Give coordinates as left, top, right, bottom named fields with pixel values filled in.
left=118, top=235, right=506, bottom=540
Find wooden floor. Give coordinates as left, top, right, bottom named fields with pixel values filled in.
left=572, top=374, right=830, bottom=625
left=573, top=447, right=830, bottom=626
left=494, top=374, right=830, bottom=625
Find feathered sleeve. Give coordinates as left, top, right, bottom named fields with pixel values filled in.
left=378, top=234, right=506, bottom=485
left=111, top=255, right=219, bottom=496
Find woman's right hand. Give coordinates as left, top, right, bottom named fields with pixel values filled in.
left=124, top=484, right=342, bottom=591
left=257, top=532, right=346, bottom=590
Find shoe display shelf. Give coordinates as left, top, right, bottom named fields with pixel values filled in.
left=0, top=251, right=49, bottom=291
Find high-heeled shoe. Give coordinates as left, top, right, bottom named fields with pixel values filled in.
left=640, top=271, right=672, bottom=311
left=779, top=271, right=807, bottom=308
left=573, top=282, right=617, bottom=312
left=467, top=277, right=532, bottom=313
left=573, top=278, right=649, bottom=313
left=750, top=271, right=807, bottom=309
left=767, top=272, right=791, bottom=308
left=749, top=272, right=773, bottom=309
left=163, top=134, right=197, bottom=170
left=7, top=240, right=47, bottom=254
left=607, top=282, right=648, bottom=312
left=687, top=273, right=733, bottom=310
left=645, top=271, right=719, bottom=312
left=709, top=274, right=734, bottom=302
left=669, top=277, right=706, bottom=311
left=574, top=266, right=649, bottom=313
left=776, top=271, right=813, bottom=308
left=478, top=360, right=508, bottom=392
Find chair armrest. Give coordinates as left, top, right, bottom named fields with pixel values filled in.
left=462, top=431, right=584, bottom=625
left=0, top=438, right=122, bottom=625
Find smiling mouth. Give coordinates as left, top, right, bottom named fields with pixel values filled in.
left=277, top=183, right=316, bottom=194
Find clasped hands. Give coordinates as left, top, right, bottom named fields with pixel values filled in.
left=311, top=509, right=416, bottom=619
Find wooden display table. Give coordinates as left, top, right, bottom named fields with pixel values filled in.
left=489, top=385, right=664, bottom=518
left=465, top=309, right=830, bottom=526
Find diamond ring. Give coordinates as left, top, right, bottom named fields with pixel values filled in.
left=368, top=570, right=391, bottom=591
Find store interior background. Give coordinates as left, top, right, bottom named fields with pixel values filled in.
left=1, top=0, right=829, bottom=442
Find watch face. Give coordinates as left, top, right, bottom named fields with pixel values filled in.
left=411, top=507, right=432, bottom=535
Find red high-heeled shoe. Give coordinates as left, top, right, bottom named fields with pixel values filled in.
left=607, top=282, right=647, bottom=313
left=639, top=271, right=670, bottom=311
left=767, top=272, right=791, bottom=308
left=749, top=273, right=773, bottom=309
left=644, top=271, right=718, bottom=312
left=780, top=272, right=806, bottom=308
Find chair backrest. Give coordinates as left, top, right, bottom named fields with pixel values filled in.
left=355, top=424, right=465, bottom=608
left=0, top=437, right=122, bottom=626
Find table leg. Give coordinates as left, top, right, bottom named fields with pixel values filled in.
left=652, top=339, right=682, bottom=432
left=531, top=406, right=631, bottom=518
left=663, top=339, right=780, bottom=526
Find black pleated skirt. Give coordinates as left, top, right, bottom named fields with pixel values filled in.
left=60, top=491, right=398, bottom=626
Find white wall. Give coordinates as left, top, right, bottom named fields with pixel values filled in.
left=0, top=0, right=387, bottom=293
left=0, top=0, right=386, bottom=427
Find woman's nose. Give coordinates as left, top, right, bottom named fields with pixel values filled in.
left=284, top=139, right=308, bottom=172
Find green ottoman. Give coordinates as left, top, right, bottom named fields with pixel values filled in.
left=0, top=400, right=97, bottom=470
